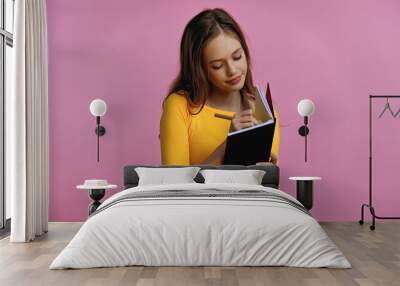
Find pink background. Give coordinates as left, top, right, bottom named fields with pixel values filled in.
left=47, top=0, right=400, bottom=221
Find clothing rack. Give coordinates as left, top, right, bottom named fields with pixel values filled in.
left=359, top=95, right=400, bottom=230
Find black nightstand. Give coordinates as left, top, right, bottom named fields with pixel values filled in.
left=77, top=180, right=117, bottom=215
left=289, top=177, right=321, bottom=210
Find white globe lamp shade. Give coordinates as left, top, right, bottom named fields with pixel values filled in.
left=90, top=99, right=107, bottom=117
left=297, top=99, right=315, bottom=117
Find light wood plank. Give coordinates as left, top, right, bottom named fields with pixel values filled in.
left=0, top=222, right=399, bottom=286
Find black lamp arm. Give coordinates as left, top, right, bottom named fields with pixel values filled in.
left=94, top=116, right=106, bottom=162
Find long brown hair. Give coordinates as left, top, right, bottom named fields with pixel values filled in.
left=164, top=8, right=257, bottom=115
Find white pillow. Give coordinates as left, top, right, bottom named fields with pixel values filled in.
left=135, top=167, right=201, bottom=186
left=200, top=169, right=266, bottom=185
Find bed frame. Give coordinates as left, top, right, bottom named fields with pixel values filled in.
left=123, top=164, right=280, bottom=189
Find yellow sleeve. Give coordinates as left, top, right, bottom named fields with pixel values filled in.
left=271, top=109, right=280, bottom=164
left=159, top=94, right=191, bottom=165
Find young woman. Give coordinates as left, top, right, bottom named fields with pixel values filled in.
left=160, top=8, right=279, bottom=166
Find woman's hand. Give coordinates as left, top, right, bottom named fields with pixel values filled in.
left=255, top=153, right=278, bottom=166
left=269, top=153, right=278, bottom=165
left=229, top=92, right=260, bottom=132
left=230, top=109, right=261, bottom=132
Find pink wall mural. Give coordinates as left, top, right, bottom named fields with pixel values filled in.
left=47, top=0, right=400, bottom=221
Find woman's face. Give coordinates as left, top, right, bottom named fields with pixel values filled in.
left=202, top=31, right=248, bottom=94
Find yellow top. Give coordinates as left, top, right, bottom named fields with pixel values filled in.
left=159, top=92, right=280, bottom=166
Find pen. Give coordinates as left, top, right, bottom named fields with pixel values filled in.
left=214, top=113, right=234, bottom=120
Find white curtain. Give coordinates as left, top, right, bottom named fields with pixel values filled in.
left=8, top=0, right=49, bottom=242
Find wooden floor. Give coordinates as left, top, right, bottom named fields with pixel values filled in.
left=0, top=222, right=399, bottom=286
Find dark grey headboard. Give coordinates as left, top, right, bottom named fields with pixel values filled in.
left=123, top=164, right=280, bottom=189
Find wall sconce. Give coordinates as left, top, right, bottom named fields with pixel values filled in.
left=89, top=99, right=107, bottom=162
left=297, top=99, right=315, bottom=162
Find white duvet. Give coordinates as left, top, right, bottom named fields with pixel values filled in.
left=50, top=183, right=351, bottom=269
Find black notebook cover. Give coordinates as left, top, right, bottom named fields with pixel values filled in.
left=223, top=84, right=276, bottom=165
left=223, top=120, right=276, bottom=165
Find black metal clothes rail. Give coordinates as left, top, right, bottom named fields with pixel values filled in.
left=359, top=95, right=400, bottom=230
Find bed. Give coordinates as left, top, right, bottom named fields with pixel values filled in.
left=50, top=164, right=351, bottom=269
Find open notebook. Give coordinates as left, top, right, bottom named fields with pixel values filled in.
left=223, top=83, right=276, bottom=165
